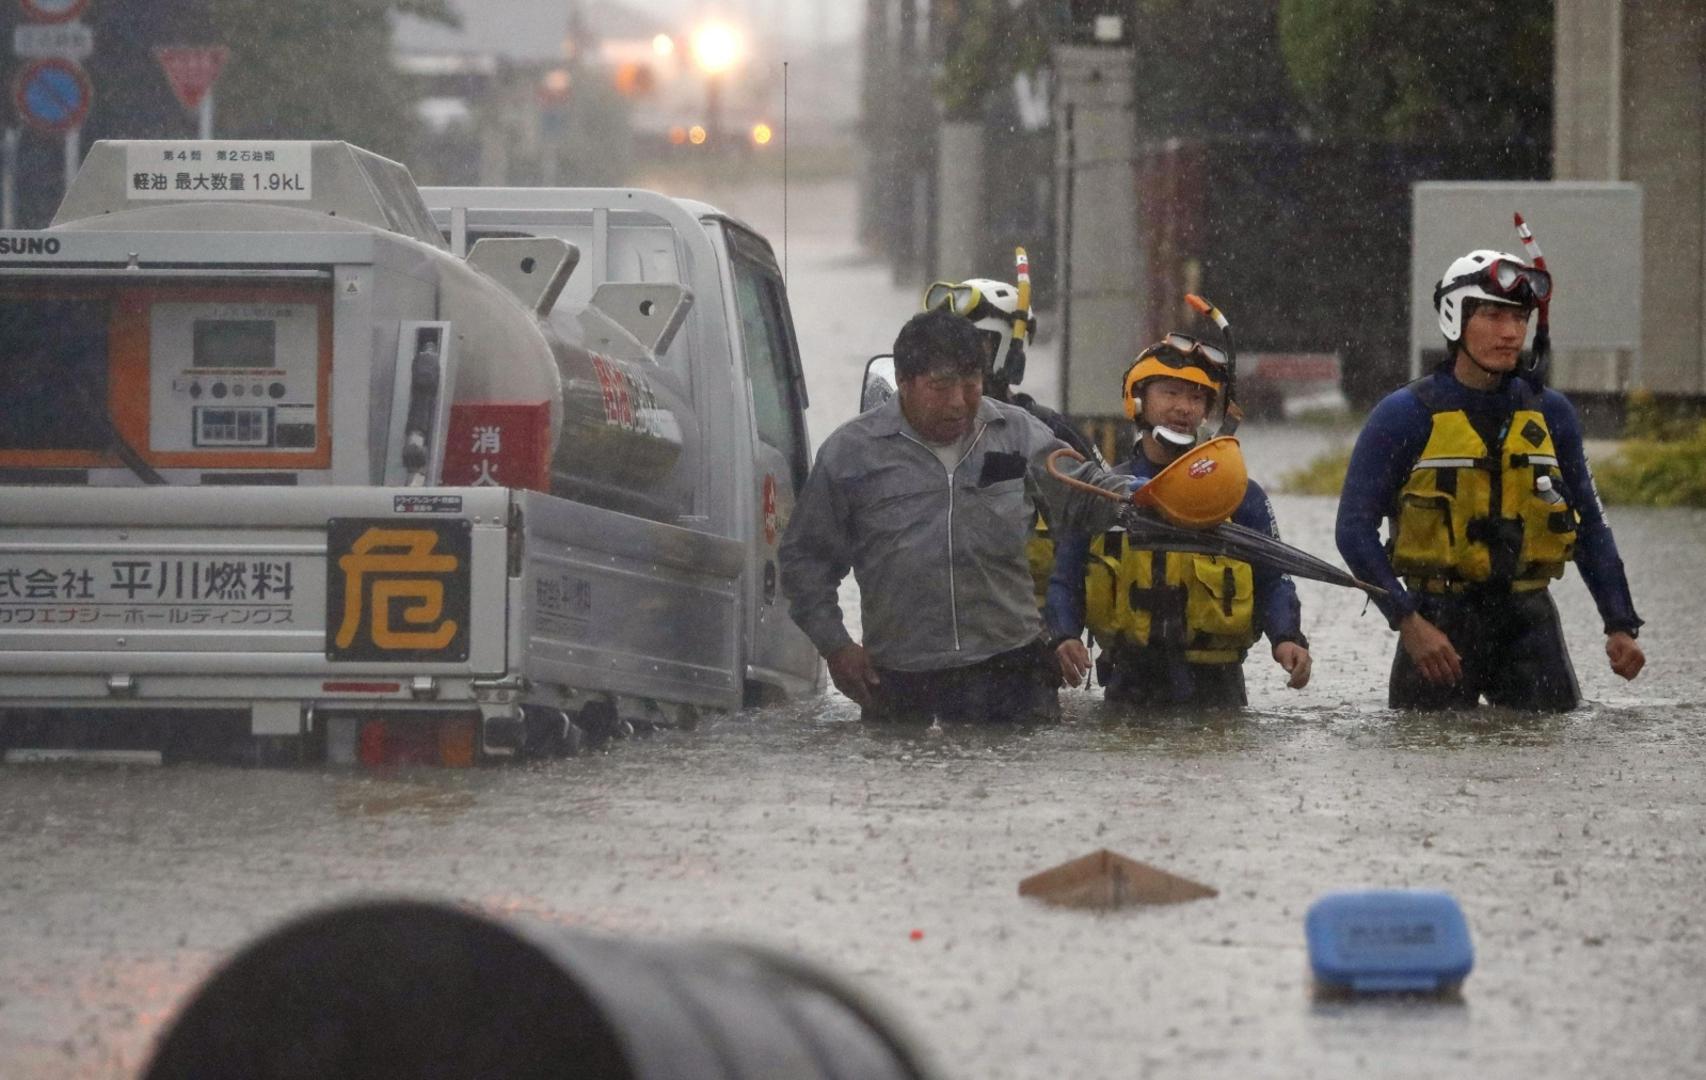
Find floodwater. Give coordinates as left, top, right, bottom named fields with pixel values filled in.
left=2, top=176, right=1704, bottom=1079
left=3, top=492, right=1701, bottom=1079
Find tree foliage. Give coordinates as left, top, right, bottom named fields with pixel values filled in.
left=197, top=0, right=459, bottom=159
left=935, top=0, right=1059, bottom=121
left=1127, top=0, right=1300, bottom=136
left=1278, top=0, right=1551, bottom=140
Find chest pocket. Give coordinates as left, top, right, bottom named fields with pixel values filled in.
left=1183, top=555, right=1255, bottom=642
left=1084, top=533, right=1139, bottom=642
left=848, top=470, right=943, bottom=550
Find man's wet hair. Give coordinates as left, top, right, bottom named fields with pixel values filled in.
left=893, top=308, right=986, bottom=381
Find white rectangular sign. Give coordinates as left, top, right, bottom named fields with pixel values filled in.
left=125, top=141, right=314, bottom=201
left=1411, top=181, right=1642, bottom=378
left=0, top=551, right=321, bottom=631
left=13, top=22, right=93, bottom=60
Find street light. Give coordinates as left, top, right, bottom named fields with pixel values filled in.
left=689, top=22, right=741, bottom=77
left=690, top=21, right=743, bottom=148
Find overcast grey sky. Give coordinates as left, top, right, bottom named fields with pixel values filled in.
left=396, top=0, right=858, bottom=61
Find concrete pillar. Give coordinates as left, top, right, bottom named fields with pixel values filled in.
left=1555, top=0, right=1706, bottom=395
left=1053, top=46, right=1140, bottom=418
left=934, top=121, right=985, bottom=280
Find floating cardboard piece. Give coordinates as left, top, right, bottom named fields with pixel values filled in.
left=1018, top=849, right=1217, bottom=909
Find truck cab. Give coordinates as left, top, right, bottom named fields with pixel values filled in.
left=420, top=185, right=819, bottom=705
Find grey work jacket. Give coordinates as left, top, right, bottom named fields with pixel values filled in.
left=779, top=396, right=1129, bottom=673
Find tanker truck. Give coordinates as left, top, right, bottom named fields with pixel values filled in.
left=0, top=140, right=820, bottom=765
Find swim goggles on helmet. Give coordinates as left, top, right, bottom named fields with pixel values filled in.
left=1139, top=333, right=1229, bottom=373
left=1433, top=259, right=1552, bottom=307
left=923, top=281, right=1023, bottom=326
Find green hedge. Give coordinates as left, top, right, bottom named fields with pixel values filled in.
left=1594, top=391, right=1706, bottom=507
left=1596, top=423, right=1706, bottom=507
left=1275, top=444, right=1353, bottom=496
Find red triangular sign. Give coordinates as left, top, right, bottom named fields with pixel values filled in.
left=154, top=46, right=230, bottom=112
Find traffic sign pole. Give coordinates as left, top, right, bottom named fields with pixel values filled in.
left=199, top=89, right=212, bottom=140
left=2, top=127, right=17, bottom=229
left=62, top=125, right=77, bottom=192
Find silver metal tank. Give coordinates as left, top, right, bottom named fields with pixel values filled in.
left=48, top=141, right=698, bottom=515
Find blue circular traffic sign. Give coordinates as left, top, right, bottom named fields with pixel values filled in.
left=19, top=0, right=89, bottom=23
left=13, top=57, right=91, bottom=133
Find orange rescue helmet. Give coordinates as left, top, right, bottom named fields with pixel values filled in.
left=1121, top=334, right=1229, bottom=421
left=1133, top=435, right=1248, bottom=528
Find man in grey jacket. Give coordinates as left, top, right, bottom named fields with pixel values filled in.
left=780, top=308, right=1131, bottom=723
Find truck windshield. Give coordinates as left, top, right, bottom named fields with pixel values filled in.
left=0, top=297, right=111, bottom=452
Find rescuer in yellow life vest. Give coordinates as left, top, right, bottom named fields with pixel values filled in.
left=1044, top=335, right=1311, bottom=708
left=923, top=262, right=1107, bottom=608
left=1335, top=249, right=1645, bottom=710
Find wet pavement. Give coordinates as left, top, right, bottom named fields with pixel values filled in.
left=2, top=176, right=1703, bottom=1078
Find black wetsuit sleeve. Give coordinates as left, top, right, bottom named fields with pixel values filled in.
left=1545, top=392, right=1643, bottom=636
left=1239, top=480, right=1304, bottom=648
left=1335, top=389, right=1433, bottom=628
left=1044, top=527, right=1092, bottom=641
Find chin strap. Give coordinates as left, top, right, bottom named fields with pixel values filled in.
left=1149, top=425, right=1199, bottom=454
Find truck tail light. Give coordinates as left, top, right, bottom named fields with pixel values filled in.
left=355, top=716, right=479, bottom=768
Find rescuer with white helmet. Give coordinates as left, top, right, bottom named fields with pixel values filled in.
left=1044, top=332, right=1312, bottom=707
left=1433, top=248, right=1553, bottom=377
left=922, top=276, right=1029, bottom=391
left=1335, top=247, right=1645, bottom=710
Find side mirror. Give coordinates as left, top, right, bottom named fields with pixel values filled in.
left=861, top=354, right=897, bottom=413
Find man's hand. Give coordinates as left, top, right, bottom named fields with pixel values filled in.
left=1272, top=641, right=1311, bottom=689
left=826, top=643, right=882, bottom=707
left=1398, top=611, right=1462, bottom=686
left=1606, top=632, right=1645, bottom=680
left=1056, top=638, right=1092, bottom=687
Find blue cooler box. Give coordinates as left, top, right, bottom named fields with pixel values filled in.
left=1305, top=889, right=1474, bottom=993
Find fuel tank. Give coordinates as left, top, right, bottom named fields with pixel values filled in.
left=435, top=249, right=698, bottom=516
left=40, top=142, right=698, bottom=515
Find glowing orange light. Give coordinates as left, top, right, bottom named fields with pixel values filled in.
left=690, top=22, right=742, bottom=75
left=688, top=125, right=708, bottom=145
left=751, top=122, right=773, bottom=146
left=668, top=125, right=688, bottom=145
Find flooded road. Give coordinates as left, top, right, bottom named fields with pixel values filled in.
left=2, top=175, right=1704, bottom=1078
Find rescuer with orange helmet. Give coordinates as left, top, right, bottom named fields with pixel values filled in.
left=1043, top=333, right=1312, bottom=707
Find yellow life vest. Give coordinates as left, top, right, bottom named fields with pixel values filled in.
left=1082, top=531, right=1257, bottom=664
left=1026, top=512, right=1054, bottom=610
left=1388, top=378, right=1578, bottom=586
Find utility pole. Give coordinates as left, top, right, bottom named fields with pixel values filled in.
left=890, top=0, right=921, bottom=280
left=856, top=0, right=890, bottom=248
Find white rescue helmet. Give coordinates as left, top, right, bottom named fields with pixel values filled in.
left=921, top=277, right=1031, bottom=384
left=1433, top=249, right=1550, bottom=343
